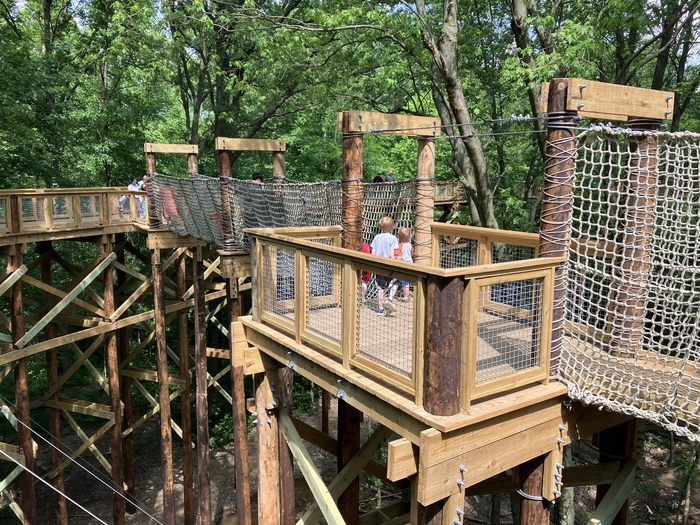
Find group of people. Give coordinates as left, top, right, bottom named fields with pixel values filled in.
left=363, top=216, right=413, bottom=317
left=372, top=171, right=395, bottom=183
left=118, top=174, right=148, bottom=218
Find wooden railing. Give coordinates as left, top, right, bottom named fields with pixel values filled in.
left=0, top=188, right=148, bottom=238
left=249, top=224, right=563, bottom=414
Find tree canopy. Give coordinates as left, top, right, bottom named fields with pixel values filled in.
left=1, top=0, right=698, bottom=229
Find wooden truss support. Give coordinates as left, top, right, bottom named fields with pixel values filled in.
left=256, top=369, right=281, bottom=525
left=587, top=459, right=639, bottom=525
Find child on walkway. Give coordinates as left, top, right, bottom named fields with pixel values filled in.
left=370, top=216, right=398, bottom=316
left=390, top=227, right=413, bottom=302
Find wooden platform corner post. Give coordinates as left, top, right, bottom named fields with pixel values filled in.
left=278, top=366, right=295, bottom=525
left=415, top=138, right=435, bottom=265
left=339, top=109, right=365, bottom=525
left=539, top=78, right=577, bottom=378
left=103, top=238, right=126, bottom=525
left=194, top=245, right=212, bottom=525
left=151, top=246, right=176, bottom=524
left=255, top=370, right=281, bottom=525
left=608, top=118, right=661, bottom=358
left=423, top=275, right=464, bottom=416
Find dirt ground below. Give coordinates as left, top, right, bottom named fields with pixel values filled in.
left=15, top=400, right=700, bottom=525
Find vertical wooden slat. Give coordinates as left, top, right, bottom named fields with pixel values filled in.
left=341, top=261, right=358, bottom=369
left=256, top=372, right=281, bottom=525
left=194, top=246, right=212, bottom=524
left=177, top=253, right=195, bottom=525
left=415, top=138, right=435, bottom=264
left=10, top=245, right=37, bottom=524
left=152, top=247, right=175, bottom=523
left=539, top=79, right=577, bottom=377
left=39, top=242, right=68, bottom=525
left=272, top=151, right=286, bottom=181
left=103, top=238, right=126, bottom=525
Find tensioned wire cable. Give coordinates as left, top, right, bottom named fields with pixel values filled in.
left=0, top=447, right=109, bottom=524
left=0, top=394, right=164, bottom=525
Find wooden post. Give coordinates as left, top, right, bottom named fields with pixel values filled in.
left=255, top=371, right=281, bottom=525
left=321, top=391, right=330, bottom=435
left=187, top=151, right=198, bottom=178
left=227, top=275, right=252, bottom=525
left=146, top=152, right=159, bottom=229
left=10, top=244, right=37, bottom=524
left=538, top=79, right=577, bottom=377
left=423, top=275, right=463, bottom=415
left=415, top=138, right=435, bottom=264
left=338, top=110, right=365, bottom=525
left=272, top=151, right=286, bottom=181
left=341, top=110, right=364, bottom=251
left=278, top=367, right=295, bottom=525
left=152, top=247, right=176, bottom=524
left=595, top=421, right=640, bottom=524
left=103, top=237, right=126, bottom=525
left=194, top=246, right=212, bottom=524
left=116, top=235, right=136, bottom=516
left=177, top=253, right=195, bottom=525
left=517, top=456, right=550, bottom=525
left=609, top=118, right=661, bottom=357
left=39, top=241, right=68, bottom=525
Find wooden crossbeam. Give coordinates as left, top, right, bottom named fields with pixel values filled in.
left=122, top=389, right=181, bottom=439
left=144, top=143, right=198, bottom=154
left=0, top=443, right=25, bottom=465
left=336, top=111, right=441, bottom=137
left=130, top=378, right=185, bottom=440
left=55, top=324, right=110, bottom=395
left=0, top=465, right=22, bottom=493
left=586, top=459, right=639, bottom=525
left=52, top=250, right=106, bottom=309
left=63, top=411, right=113, bottom=474
left=46, top=418, right=114, bottom=480
left=110, top=277, right=151, bottom=321
left=45, top=397, right=116, bottom=419
left=298, top=425, right=395, bottom=525
left=278, top=410, right=346, bottom=525
left=182, top=256, right=220, bottom=301
left=43, top=335, right=105, bottom=399
left=0, top=264, right=27, bottom=298
left=188, top=346, right=230, bottom=359
left=16, top=253, right=116, bottom=348
left=22, top=274, right=106, bottom=317
left=120, top=367, right=187, bottom=387
left=216, top=137, right=286, bottom=152
left=112, top=260, right=176, bottom=296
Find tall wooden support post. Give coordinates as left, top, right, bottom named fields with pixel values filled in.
left=116, top=236, right=136, bottom=516
left=39, top=242, right=68, bottom=525
left=194, top=246, right=212, bottom=524
left=415, top=138, right=435, bottom=264
left=255, top=371, right=281, bottom=525
left=226, top=273, right=252, bottom=525
left=146, top=152, right=159, bottom=229
left=272, top=151, right=286, bottom=181
left=609, top=118, right=661, bottom=357
left=538, top=79, right=577, bottom=377
left=10, top=244, right=37, bottom=524
left=152, top=247, right=176, bottom=524
left=103, top=238, right=126, bottom=525
left=177, top=253, right=195, bottom=525
left=339, top=110, right=364, bottom=525
left=517, top=456, right=550, bottom=525
left=188, top=151, right=198, bottom=178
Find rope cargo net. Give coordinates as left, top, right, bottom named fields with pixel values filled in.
left=560, top=125, right=700, bottom=441
left=149, top=175, right=418, bottom=251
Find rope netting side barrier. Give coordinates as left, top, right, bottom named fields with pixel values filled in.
left=150, top=175, right=421, bottom=252
left=560, top=125, right=700, bottom=440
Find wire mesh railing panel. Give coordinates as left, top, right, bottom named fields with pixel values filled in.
left=491, top=243, right=536, bottom=264
left=50, top=196, right=74, bottom=225
left=355, top=266, right=414, bottom=378
left=79, top=196, right=101, bottom=223
left=0, top=198, right=7, bottom=232
left=20, top=197, right=42, bottom=229
left=261, top=244, right=295, bottom=324
left=438, top=236, right=477, bottom=269
left=304, top=255, right=342, bottom=347
left=476, top=277, right=543, bottom=384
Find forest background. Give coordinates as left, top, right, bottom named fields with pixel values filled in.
left=2, top=0, right=700, bottom=522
